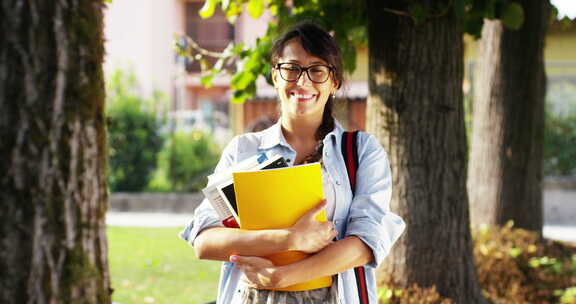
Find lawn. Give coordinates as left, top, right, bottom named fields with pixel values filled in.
left=107, top=227, right=220, bottom=304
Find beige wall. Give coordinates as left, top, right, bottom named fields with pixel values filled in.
left=348, top=25, right=576, bottom=83
left=104, top=0, right=178, bottom=99
left=464, top=29, right=576, bottom=61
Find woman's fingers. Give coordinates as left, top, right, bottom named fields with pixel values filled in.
left=232, top=255, right=280, bottom=288
left=241, top=275, right=258, bottom=288
left=322, top=221, right=338, bottom=238
left=303, top=199, right=327, bottom=220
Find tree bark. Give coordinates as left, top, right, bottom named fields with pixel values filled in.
left=467, top=0, right=550, bottom=233
left=0, top=1, right=111, bottom=303
left=365, top=1, right=487, bottom=302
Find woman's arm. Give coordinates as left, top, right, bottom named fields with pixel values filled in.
left=194, top=227, right=292, bottom=261
left=232, top=235, right=372, bottom=289
left=194, top=201, right=337, bottom=261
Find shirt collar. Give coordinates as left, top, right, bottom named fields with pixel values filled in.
left=258, top=120, right=287, bottom=150
left=258, top=119, right=345, bottom=150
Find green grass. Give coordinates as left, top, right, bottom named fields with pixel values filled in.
left=108, top=227, right=220, bottom=304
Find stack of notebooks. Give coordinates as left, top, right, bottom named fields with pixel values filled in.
left=201, top=153, right=332, bottom=291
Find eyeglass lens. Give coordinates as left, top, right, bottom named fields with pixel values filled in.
left=278, top=64, right=330, bottom=83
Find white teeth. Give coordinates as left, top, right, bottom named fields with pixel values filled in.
left=293, top=94, right=314, bottom=99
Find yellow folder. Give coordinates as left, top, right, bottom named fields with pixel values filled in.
left=232, top=163, right=333, bottom=291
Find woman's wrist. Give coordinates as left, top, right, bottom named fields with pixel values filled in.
left=274, top=263, right=299, bottom=288
left=285, top=227, right=302, bottom=251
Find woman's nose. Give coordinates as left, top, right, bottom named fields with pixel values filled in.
left=296, top=70, right=312, bottom=86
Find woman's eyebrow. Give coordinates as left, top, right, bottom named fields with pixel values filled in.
left=281, top=59, right=326, bottom=65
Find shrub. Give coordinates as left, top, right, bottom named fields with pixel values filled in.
left=544, top=81, right=576, bottom=176
left=106, top=70, right=165, bottom=192
left=544, top=107, right=576, bottom=176
left=152, top=131, right=220, bottom=192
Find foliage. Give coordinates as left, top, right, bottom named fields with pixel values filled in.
left=107, top=227, right=220, bottom=304
left=106, top=70, right=165, bottom=192
left=473, top=222, right=576, bottom=304
left=558, top=286, right=576, bottom=304
left=155, top=131, right=220, bottom=192
left=544, top=82, right=576, bottom=176
left=176, top=0, right=532, bottom=105
left=376, top=223, right=576, bottom=303
left=378, top=284, right=453, bottom=304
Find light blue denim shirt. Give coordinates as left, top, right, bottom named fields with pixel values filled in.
left=179, top=120, right=405, bottom=304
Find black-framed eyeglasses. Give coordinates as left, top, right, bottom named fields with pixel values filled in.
left=275, top=63, right=334, bottom=84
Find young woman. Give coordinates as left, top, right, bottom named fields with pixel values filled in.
left=180, top=22, right=405, bottom=304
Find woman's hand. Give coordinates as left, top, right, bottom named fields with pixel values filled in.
left=288, top=200, right=337, bottom=253
left=231, top=255, right=289, bottom=289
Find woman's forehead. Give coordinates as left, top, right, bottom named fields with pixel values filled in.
left=279, top=38, right=327, bottom=65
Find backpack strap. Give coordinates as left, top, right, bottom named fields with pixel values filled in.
left=341, top=131, right=369, bottom=304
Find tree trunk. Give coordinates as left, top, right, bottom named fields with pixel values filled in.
left=365, top=2, right=487, bottom=302
left=0, top=1, right=111, bottom=303
left=467, top=0, right=550, bottom=233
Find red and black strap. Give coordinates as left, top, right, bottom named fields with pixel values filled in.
left=341, top=131, right=369, bottom=304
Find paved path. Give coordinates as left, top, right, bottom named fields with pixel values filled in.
left=543, top=225, right=576, bottom=242
left=107, top=212, right=576, bottom=243
left=107, top=212, right=192, bottom=228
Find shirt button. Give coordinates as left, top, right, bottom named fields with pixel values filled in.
left=335, top=180, right=341, bottom=186
left=287, top=159, right=291, bottom=163
left=325, top=151, right=329, bottom=157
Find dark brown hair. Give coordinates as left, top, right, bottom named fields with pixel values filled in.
left=271, top=22, right=344, bottom=164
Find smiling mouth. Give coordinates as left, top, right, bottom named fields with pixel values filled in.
left=290, top=92, right=316, bottom=102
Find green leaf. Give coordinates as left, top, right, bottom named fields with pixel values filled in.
left=232, top=42, right=245, bottom=55
left=552, top=262, right=563, bottom=274
left=200, top=74, right=215, bottom=88
left=199, top=0, right=217, bottom=19
left=383, top=289, right=393, bottom=299
left=231, top=71, right=256, bottom=90
left=508, top=247, right=521, bottom=258
left=550, top=4, right=559, bottom=22
left=561, top=16, right=573, bottom=29
left=408, top=3, right=427, bottom=24
left=455, top=0, right=466, bottom=20
left=484, top=0, right=497, bottom=19
left=501, top=2, right=524, bottom=30
left=269, top=3, right=279, bottom=16
left=248, top=0, right=265, bottom=19
left=464, top=16, right=485, bottom=39
left=224, top=1, right=242, bottom=23
left=231, top=90, right=248, bottom=104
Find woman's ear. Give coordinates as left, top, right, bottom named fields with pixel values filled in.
left=331, top=73, right=340, bottom=90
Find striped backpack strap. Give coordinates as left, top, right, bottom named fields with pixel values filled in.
left=341, top=131, right=369, bottom=304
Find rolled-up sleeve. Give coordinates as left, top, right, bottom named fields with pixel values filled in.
left=344, top=133, right=405, bottom=268
left=179, top=136, right=239, bottom=246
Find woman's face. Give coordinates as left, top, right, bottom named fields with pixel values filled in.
left=272, top=38, right=338, bottom=121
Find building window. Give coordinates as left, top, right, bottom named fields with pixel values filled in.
left=185, top=2, right=234, bottom=73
